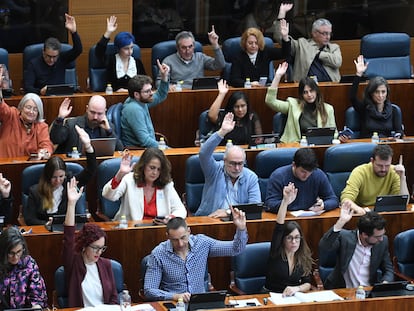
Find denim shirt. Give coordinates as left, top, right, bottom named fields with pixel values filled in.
left=195, top=132, right=261, bottom=216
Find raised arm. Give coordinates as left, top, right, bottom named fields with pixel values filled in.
left=208, top=79, right=228, bottom=124
left=276, top=182, right=298, bottom=224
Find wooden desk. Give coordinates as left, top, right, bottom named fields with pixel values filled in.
left=5, top=79, right=414, bottom=147
left=23, top=209, right=414, bottom=305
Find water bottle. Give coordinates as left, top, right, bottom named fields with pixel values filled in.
left=175, top=81, right=183, bottom=92
left=244, top=78, right=251, bottom=88
left=105, top=83, right=113, bottom=95
left=226, top=139, right=233, bottom=150
left=371, top=131, right=379, bottom=144
left=299, top=136, right=308, bottom=147
left=176, top=297, right=185, bottom=311
left=71, top=147, right=80, bottom=159
left=355, top=285, right=366, bottom=300
left=120, top=289, right=131, bottom=311
left=158, top=137, right=167, bottom=150
left=119, top=215, right=128, bottom=229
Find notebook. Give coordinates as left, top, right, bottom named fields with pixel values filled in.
left=84, top=137, right=117, bottom=156
left=367, top=281, right=412, bottom=298
left=191, top=77, right=219, bottom=90
left=49, top=214, right=88, bottom=232
left=230, top=203, right=264, bottom=220
left=374, top=194, right=408, bottom=212
left=306, top=127, right=336, bottom=145
left=188, top=290, right=227, bottom=311
left=249, top=133, right=280, bottom=149
left=45, top=84, right=75, bottom=96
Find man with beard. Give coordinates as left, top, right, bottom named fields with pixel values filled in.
left=341, top=144, right=408, bottom=215
left=121, top=60, right=169, bottom=148
left=50, top=95, right=123, bottom=154
left=319, top=205, right=394, bottom=289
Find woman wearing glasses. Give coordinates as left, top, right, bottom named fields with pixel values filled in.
left=0, top=227, right=47, bottom=309
left=265, top=182, right=313, bottom=295
left=63, top=177, right=118, bottom=307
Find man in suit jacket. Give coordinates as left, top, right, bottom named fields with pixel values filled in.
left=319, top=202, right=394, bottom=289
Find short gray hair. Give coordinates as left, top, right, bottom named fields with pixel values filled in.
left=175, top=31, right=195, bottom=47
left=18, top=93, right=45, bottom=122
left=312, top=18, right=332, bottom=32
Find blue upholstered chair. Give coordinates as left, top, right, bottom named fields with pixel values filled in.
left=360, top=32, right=411, bottom=79
left=96, top=157, right=140, bottom=220
left=20, top=163, right=86, bottom=225
left=0, top=48, right=9, bottom=68
left=197, top=109, right=226, bottom=144
left=184, top=153, right=224, bottom=214
left=323, top=143, right=376, bottom=198
left=107, top=102, right=123, bottom=139
left=229, top=242, right=271, bottom=295
left=151, top=40, right=203, bottom=80
left=54, top=259, right=124, bottom=308
left=23, top=43, right=78, bottom=88
left=393, top=229, right=414, bottom=281
left=272, top=112, right=287, bottom=136
left=254, top=148, right=298, bottom=202
left=318, top=245, right=338, bottom=285
left=88, top=43, right=141, bottom=91
left=221, top=36, right=275, bottom=82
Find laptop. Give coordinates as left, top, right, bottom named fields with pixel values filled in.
left=188, top=290, right=227, bottom=311
left=45, top=84, right=75, bottom=96
left=306, top=127, right=336, bottom=145
left=249, top=134, right=280, bottom=149
left=339, top=75, right=368, bottom=83
left=230, top=203, right=264, bottom=220
left=374, top=194, right=408, bottom=212
left=49, top=214, right=88, bottom=232
left=191, top=77, right=219, bottom=90
left=84, top=137, right=117, bottom=156
left=367, top=281, right=411, bottom=298
left=4, top=308, right=43, bottom=311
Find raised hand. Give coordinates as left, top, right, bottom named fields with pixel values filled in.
left=279, top=3, right=294, bottom=18
left=231, top=206, right=246, bottom=231
left=117, top=152, right=135, bottom=178
left=106, top=15, right=118, bottom=35
left=275, top=62, right=289, bottom=78
left=58, top=98, right=72, bottom=119
left=280, top=19, right=290, bottom=41
left=208, top=25, right=219, bottom=48
left=282, top=182, right=298, bottom=206
left=394, top=154, right=406, bottom=177
left=157, top=59, right=170, bottom=81
left=65, top=13, right=77, bottom=33
left=217, top=79, right=228, bottom=95
left=354, top=55, right=368, bottom=76
left=219, top=112, right=235, bottom=136
left=67, top=176, right=83, bottom=205
left=75, top=125, right=93, bottom=152
left=0, top=173, right=11, bottom=198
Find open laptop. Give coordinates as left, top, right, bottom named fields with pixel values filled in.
left=367, top=281, right=412, bottom=298
left=45, top=84, right=75, bottom=96
left=374, top=194, right=408, bottom=212
left=230, top=203, right=264, bottom=220
left=48, top=214, right=88, bottom=232
left=84, top=137, right=117, bottom=156
left=306, top=127, right=335, bottom=145
left=339, top=75, right=368, bottom=83
left=191, top=77, right=219, bottom=90
left=188, top=290, right=227, bottom=311
left=249, top=133, right=280, bottom=149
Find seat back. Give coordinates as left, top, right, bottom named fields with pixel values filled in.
left=344, top=107, right=361, bottom=138
left=97, top=157, right=140, bottom=220
left=254, top=148, right=298, bottom=201
left=272, top=112, right=287, bottom=136
left=23, top=43, right=78, bottom=87
left=221, top=36, right=275, bottom=81
left=107, top=102, right=123, bottom=138
left=21, top=163, right=86, bottom=219
left=184, top=153, right=224, bottom=214
left=394, top=229, right=414, bottom=278
left=323, top=143, right=376, bottom=198
left=198, top=109, right=224, bottom=142
left=318, top=246, right=338, bottom=284
left=361, top=33, right=411, bottom=79
left=88, top=43, right=141, bottom=91
left=54, top=259, right=124, bottom=308
left=231, top=242, right=271, bottom=294
left=0, top=48, right=9, bottom=68
left=151, top=40, right=203, bottom=80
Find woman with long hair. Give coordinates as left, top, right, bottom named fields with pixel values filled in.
left=102, top=148, right=186, bottom=221
left=0, top=227, right=47, bottom=309
left=207, top=79, right=262, bottom=145
left=265, top=62, right=337, bottom=143
left=265, top=182, right=313, bottom=295
left=23, top=126, right=96, bottom=225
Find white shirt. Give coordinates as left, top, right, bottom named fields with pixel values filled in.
left=81, top=262, right=104, bottom=307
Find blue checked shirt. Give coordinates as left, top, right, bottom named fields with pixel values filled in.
left=144, top=229, right=248, bottom=300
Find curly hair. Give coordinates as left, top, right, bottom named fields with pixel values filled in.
left=75, top=223, right=106, bottom=253
left=240, top=27, right=265, bottom=51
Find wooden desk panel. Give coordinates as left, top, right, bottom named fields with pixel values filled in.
left=24, top=210, right=414, bottom=305
left=4, top=80, right=414, bottom=148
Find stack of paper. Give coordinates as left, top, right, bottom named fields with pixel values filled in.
left=269, top=290, right=343, bottom=305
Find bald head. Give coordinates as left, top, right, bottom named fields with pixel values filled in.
left=86, top=95, right=107, bottom=127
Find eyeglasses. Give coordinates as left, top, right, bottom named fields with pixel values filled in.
left=315, top=30, right=332, bottom=37
left=8, top=248, right=24, bottom=257
left=140, top=88, right=153, bottom=94
left=23, top=105, right=38, bottom=113
left=227, top=161, right=244, bottom=168
left=285, top=235, right=302, bottom=242
left=88, top=245, right=107, bottom=253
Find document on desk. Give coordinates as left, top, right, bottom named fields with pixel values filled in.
left=269, top=290, right=343, bottom=305
left=76, top=304, right=155, bottom=311
left=290, top=210, right=324, bottom=217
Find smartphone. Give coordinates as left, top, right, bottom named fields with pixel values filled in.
left=259, top=77, right=267, bottom=86
left=27, top=153, right=39, bottom=161
left=162, top=302, right=176, bottom=310
left=339, top=128, right=354, bottom=137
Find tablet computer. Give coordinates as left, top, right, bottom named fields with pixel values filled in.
left=374, top=194, right=408, bottom=212
left=45, top=84, right=75, bottom=96
left=191, top=77, right=219, bottom=90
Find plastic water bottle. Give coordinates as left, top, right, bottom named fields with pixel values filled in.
left=244, top=78, right=251, bottom=88
left=105, top=83, right=113, bottom=95
left=176, top=297, right=185, bottom=311
left=158, top=137, right=167, bottom=150
left=355, top=285, right=366, bottom=300
left=371, top=131, right=379, bottom=144
left=71, top=147, right=80, bottom=159
left=120, top=289, right=131, bottom=311
left=299, top=136, right=308, bottom=147
left=226, top=139, right=233, bottom=150
left=119, top=215, right=128, bottom=229
left=175, top=81, right=183, bottom=92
